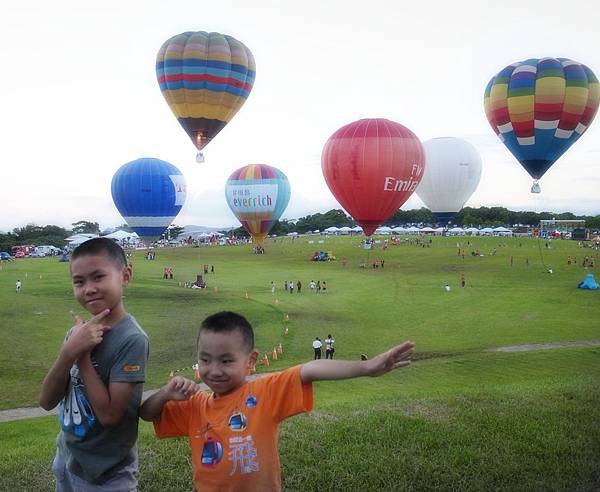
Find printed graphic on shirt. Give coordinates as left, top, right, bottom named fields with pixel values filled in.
left=59, top=365, right=96, bottom=438
left=245, top=395, right=257, bottom=408
left=228, top=436, right=259, bottom=476
left=201, top=437, right=223, bottom=467
left=228, top=411, right=248, bottom=431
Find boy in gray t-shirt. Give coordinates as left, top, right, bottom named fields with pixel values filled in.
left=40, top=238, right=149, bottom=489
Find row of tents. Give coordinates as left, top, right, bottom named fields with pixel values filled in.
left=319, top=226, right=514, bottom=236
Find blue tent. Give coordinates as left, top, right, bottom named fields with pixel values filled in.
left=578, top=273, right=599, bottom=290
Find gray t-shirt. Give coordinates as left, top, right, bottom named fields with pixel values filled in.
left=57, top=314, right=149, bottom=484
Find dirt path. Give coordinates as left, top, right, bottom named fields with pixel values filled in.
left=0, top=375, right=266, bottom=423
left=486, top=339, right=600, bottom=352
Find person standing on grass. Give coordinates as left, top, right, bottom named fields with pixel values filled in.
left=297, top=280, right=302, bottom=293
left=325, top=334, right=335, bottom=359
left=16, top=279, right=22, bottom=293
left=460, top=274, right=465, bottom=288
left=312, top=337, right=322, bottom=359
left=39, top=238, right=149, bottom=491
left=140, top=311, right=415, bottom=492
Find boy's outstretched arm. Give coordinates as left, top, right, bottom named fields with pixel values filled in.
left=140, top=376, right=199, bottom=422
left=300, top=341, right=415, bottom=383
left=39, top=310, right=111, bottom=410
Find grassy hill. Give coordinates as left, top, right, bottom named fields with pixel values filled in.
left=1, top=235, right=598, bottom=491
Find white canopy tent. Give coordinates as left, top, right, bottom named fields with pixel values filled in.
left=103, top=230, right=139, bottom=241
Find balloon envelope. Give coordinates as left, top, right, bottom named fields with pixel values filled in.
left=484, top=57, right=599, bottom=181
left=225, top=164, right=291, bottom=245
left=321, top=118, right=425, bottom=236
left=111, top=158, right=186, bottom=242
left=416, top=137, right=482, bottom=224
left=156, top=31, right=256, bottom=154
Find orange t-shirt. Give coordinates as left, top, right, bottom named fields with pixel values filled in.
left=154, top=365, right=313, bottom=492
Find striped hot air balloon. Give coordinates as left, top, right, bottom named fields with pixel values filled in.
left=156, top=31, right=256, bottom=162
left=225, top=164, right=291, bottom=246
left=111, top=158, right=186, bottom=243
left=484, top=58, right=599, bottom=192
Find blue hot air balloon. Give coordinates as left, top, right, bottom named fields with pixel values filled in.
left=111, top=158, right=187, bottom=243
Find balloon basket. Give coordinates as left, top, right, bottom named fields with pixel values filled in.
left=530, top=180, right=541, bottom=194
left=196, top=151, right=205, bottom=163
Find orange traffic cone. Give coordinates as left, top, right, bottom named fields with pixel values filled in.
left=277, top=343, right=283, bottom=354
left=272, top=348, right=278, bottom=360
left=263, top=354, right=270, bottom=367
left=168, top=370, right=174, bottom=382
left=284, top=313, right=289, bottom=320
left=284, top=327, right=289, bottom=335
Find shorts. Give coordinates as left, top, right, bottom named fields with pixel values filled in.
left=52, top=450, right=138, bottom=492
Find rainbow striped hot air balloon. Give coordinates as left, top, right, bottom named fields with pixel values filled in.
left=484, top=57, right=599, bottom=193
left=156, top=31, right=256, bottom=162
left=111, top=158, right=187, bottom=244
left=225, top=164, right=291, bottom=246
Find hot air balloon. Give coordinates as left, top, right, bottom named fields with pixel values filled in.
left=484, top=57, right=599, bottom=193
left=416, top=137, right=482, bottom=224
left=156, top=31, right=256, bottom=163
left=111, top=158, right=186, bottom=243
left=321, top=119, right=425, bottom=236
left=225, top=164, right=290, bottom=246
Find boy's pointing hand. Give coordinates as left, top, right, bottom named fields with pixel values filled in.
left=366, top=341, right=415, bottom=377
left=63, top=309, right=112, bottom=359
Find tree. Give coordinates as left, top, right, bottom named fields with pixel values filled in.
left=71, top=221, right=100, bottom=234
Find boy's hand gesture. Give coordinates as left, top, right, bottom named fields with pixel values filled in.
left=365, top=341, right=415, bottom=377
left=63, top=309, right=112, bottom=360
left=161, top=376, right=199, bottom=401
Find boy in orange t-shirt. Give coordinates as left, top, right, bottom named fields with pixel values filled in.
left=140, top=311, right=415, bottom=492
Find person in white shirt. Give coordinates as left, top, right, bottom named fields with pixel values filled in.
left=325, top=335, right=335, bottom=359
left=16, top=279, right=22, bottom=293
left=312, top=337, right=322, bottom=359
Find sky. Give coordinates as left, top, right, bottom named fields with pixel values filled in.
left=1, top=0, right=599, bottom=232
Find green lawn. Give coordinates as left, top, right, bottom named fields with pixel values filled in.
left=0, top=235, right=598, bottom=490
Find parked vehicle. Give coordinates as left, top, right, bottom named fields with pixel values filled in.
left=0, top=252, right=13, bottom=261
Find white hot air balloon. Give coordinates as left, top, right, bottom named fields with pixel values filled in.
left=416, top=137, right=482, bottom=224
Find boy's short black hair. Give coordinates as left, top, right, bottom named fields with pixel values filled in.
left=198, top=311, right=255, bottom=352
left=71, top=238, right=127, bottom=269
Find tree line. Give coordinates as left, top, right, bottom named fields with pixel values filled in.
left=2, top=207, right=599, bottom=251
left=264, top=207, right=600, bottom=237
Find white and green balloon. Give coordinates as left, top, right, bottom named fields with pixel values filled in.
left=416, top=137, right=482, bottom=224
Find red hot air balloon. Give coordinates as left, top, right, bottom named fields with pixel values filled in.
left=321, top=119, right=425, bottom=236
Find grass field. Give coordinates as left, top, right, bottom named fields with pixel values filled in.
left=0, top=235, right=599, bottom=491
